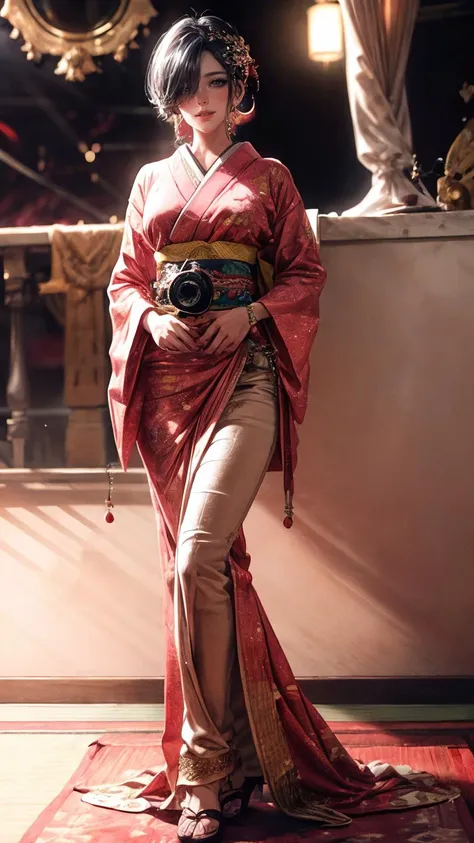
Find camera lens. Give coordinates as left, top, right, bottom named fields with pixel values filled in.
left=177, top=278, right=201, bottom=307
left=169, top=269, right=213, bottom=315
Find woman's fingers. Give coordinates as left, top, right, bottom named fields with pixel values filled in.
left=174, top=325, right=196, bottom=350
left=153, top=311, right=245, bottom=354
left=200, top=319, right=221, bottom=344
left=205, top=330, right=228, bottom=355
left=171, top=316, right=193, bottom=333
left=168, top=339, right=191, bottom=353
left=160, top=332, right=193, bottom=353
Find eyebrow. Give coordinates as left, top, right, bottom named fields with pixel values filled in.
left=203, top=71, right=227, bottom=77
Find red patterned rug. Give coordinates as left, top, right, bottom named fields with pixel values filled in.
left=19, top=725, right=474, bottom=843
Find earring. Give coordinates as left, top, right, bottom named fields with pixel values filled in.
left=233, top=97, right=256, bottom=127
left=226, top=107, right=237, bottom=139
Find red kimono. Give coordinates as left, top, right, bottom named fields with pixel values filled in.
left=85, top=142, right=455, bottom=824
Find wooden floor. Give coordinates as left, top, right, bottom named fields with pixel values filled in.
left=0, top=732, right=95, bottom=843
left=2, top=704, right=474, bottom=843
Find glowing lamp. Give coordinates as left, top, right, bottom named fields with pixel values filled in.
left=307, top=1, right=344, bottom=64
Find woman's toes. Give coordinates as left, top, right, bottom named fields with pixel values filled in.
left=195, top=816, right=220, bottom=837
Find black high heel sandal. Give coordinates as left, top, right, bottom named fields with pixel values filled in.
left=177, top=807, right=223, bottom=843
left=220, top=775, right=264, bottom=820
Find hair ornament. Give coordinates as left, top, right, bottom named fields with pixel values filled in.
left=207, top=28, right=259, bottom=89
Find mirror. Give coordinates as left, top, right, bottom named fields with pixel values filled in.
left=29, top=0, right=125, bottom=35
left=1, top=0, right=157, bottom=80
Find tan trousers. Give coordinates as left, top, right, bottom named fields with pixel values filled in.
left=174, top=357, right=278, bottom=787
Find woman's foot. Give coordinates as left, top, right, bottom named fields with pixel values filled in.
left=178, top=781, right=223, bottom=842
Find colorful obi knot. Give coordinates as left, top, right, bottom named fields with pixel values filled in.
left=153, top=257, right=257, bottom=315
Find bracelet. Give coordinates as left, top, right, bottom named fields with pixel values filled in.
left=246, top=303, right=258, bottom=327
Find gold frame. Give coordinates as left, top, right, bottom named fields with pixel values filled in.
left=0, top=0, right=158, bottom=81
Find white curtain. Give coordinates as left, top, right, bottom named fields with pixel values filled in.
left=339, top=0, right=436, bottom=216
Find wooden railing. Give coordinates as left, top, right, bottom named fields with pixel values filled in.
left=0, top=225, right=115, bottom=468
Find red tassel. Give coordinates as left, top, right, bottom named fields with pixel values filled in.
left=105, top=510, right=115, bottom=524
left=283, top=516, right=293, bottom=529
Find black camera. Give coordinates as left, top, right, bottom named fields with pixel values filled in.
left=154, top=262, right=214, bottom=316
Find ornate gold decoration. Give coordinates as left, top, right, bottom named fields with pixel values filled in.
left=207, top=27, right=258, bottom=87
left=437, top=84, right=474, bottom=211
left=177, top=749, right=234, bottom=784
left=0, top=0, right=158, bottom=82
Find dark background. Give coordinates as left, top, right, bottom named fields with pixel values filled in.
left=0, top=0, right=473, bottom=224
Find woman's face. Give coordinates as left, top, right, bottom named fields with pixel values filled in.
left=178, top=50, right=231, bottom=136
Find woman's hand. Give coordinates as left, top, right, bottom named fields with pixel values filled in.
left=143, top=310, right=198, bottom=353
left=198, top=308, right=251, bottom=355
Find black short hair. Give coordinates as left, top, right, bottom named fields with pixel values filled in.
left=146, top=15, right=244, bottom=120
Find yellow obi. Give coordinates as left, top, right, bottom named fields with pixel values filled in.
left=154, top=241, right=258, bottom=264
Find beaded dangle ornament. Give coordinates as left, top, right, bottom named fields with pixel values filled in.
left=104, top=463, right=115, bottom=524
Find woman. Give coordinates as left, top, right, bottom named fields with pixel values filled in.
left=89, top=14, right=455, bottom=843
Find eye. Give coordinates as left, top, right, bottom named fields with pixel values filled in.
left=210, top=78, right=227, bottom=87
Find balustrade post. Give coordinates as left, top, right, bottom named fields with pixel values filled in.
left=4, top=247, right=29, bottom=467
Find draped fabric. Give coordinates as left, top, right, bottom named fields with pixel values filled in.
left=339, top=0, right=437, bottom=216
left=40, top=223, right=124, bottom=407
left=82, top=143, right=458, bottom=826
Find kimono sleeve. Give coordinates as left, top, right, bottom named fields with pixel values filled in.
left=108, top=165, right=156, bottom=409
left=258, top=163, right=327, bottom=424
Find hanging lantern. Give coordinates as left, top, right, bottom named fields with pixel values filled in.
left=307, top=1, right=344, bottom=64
